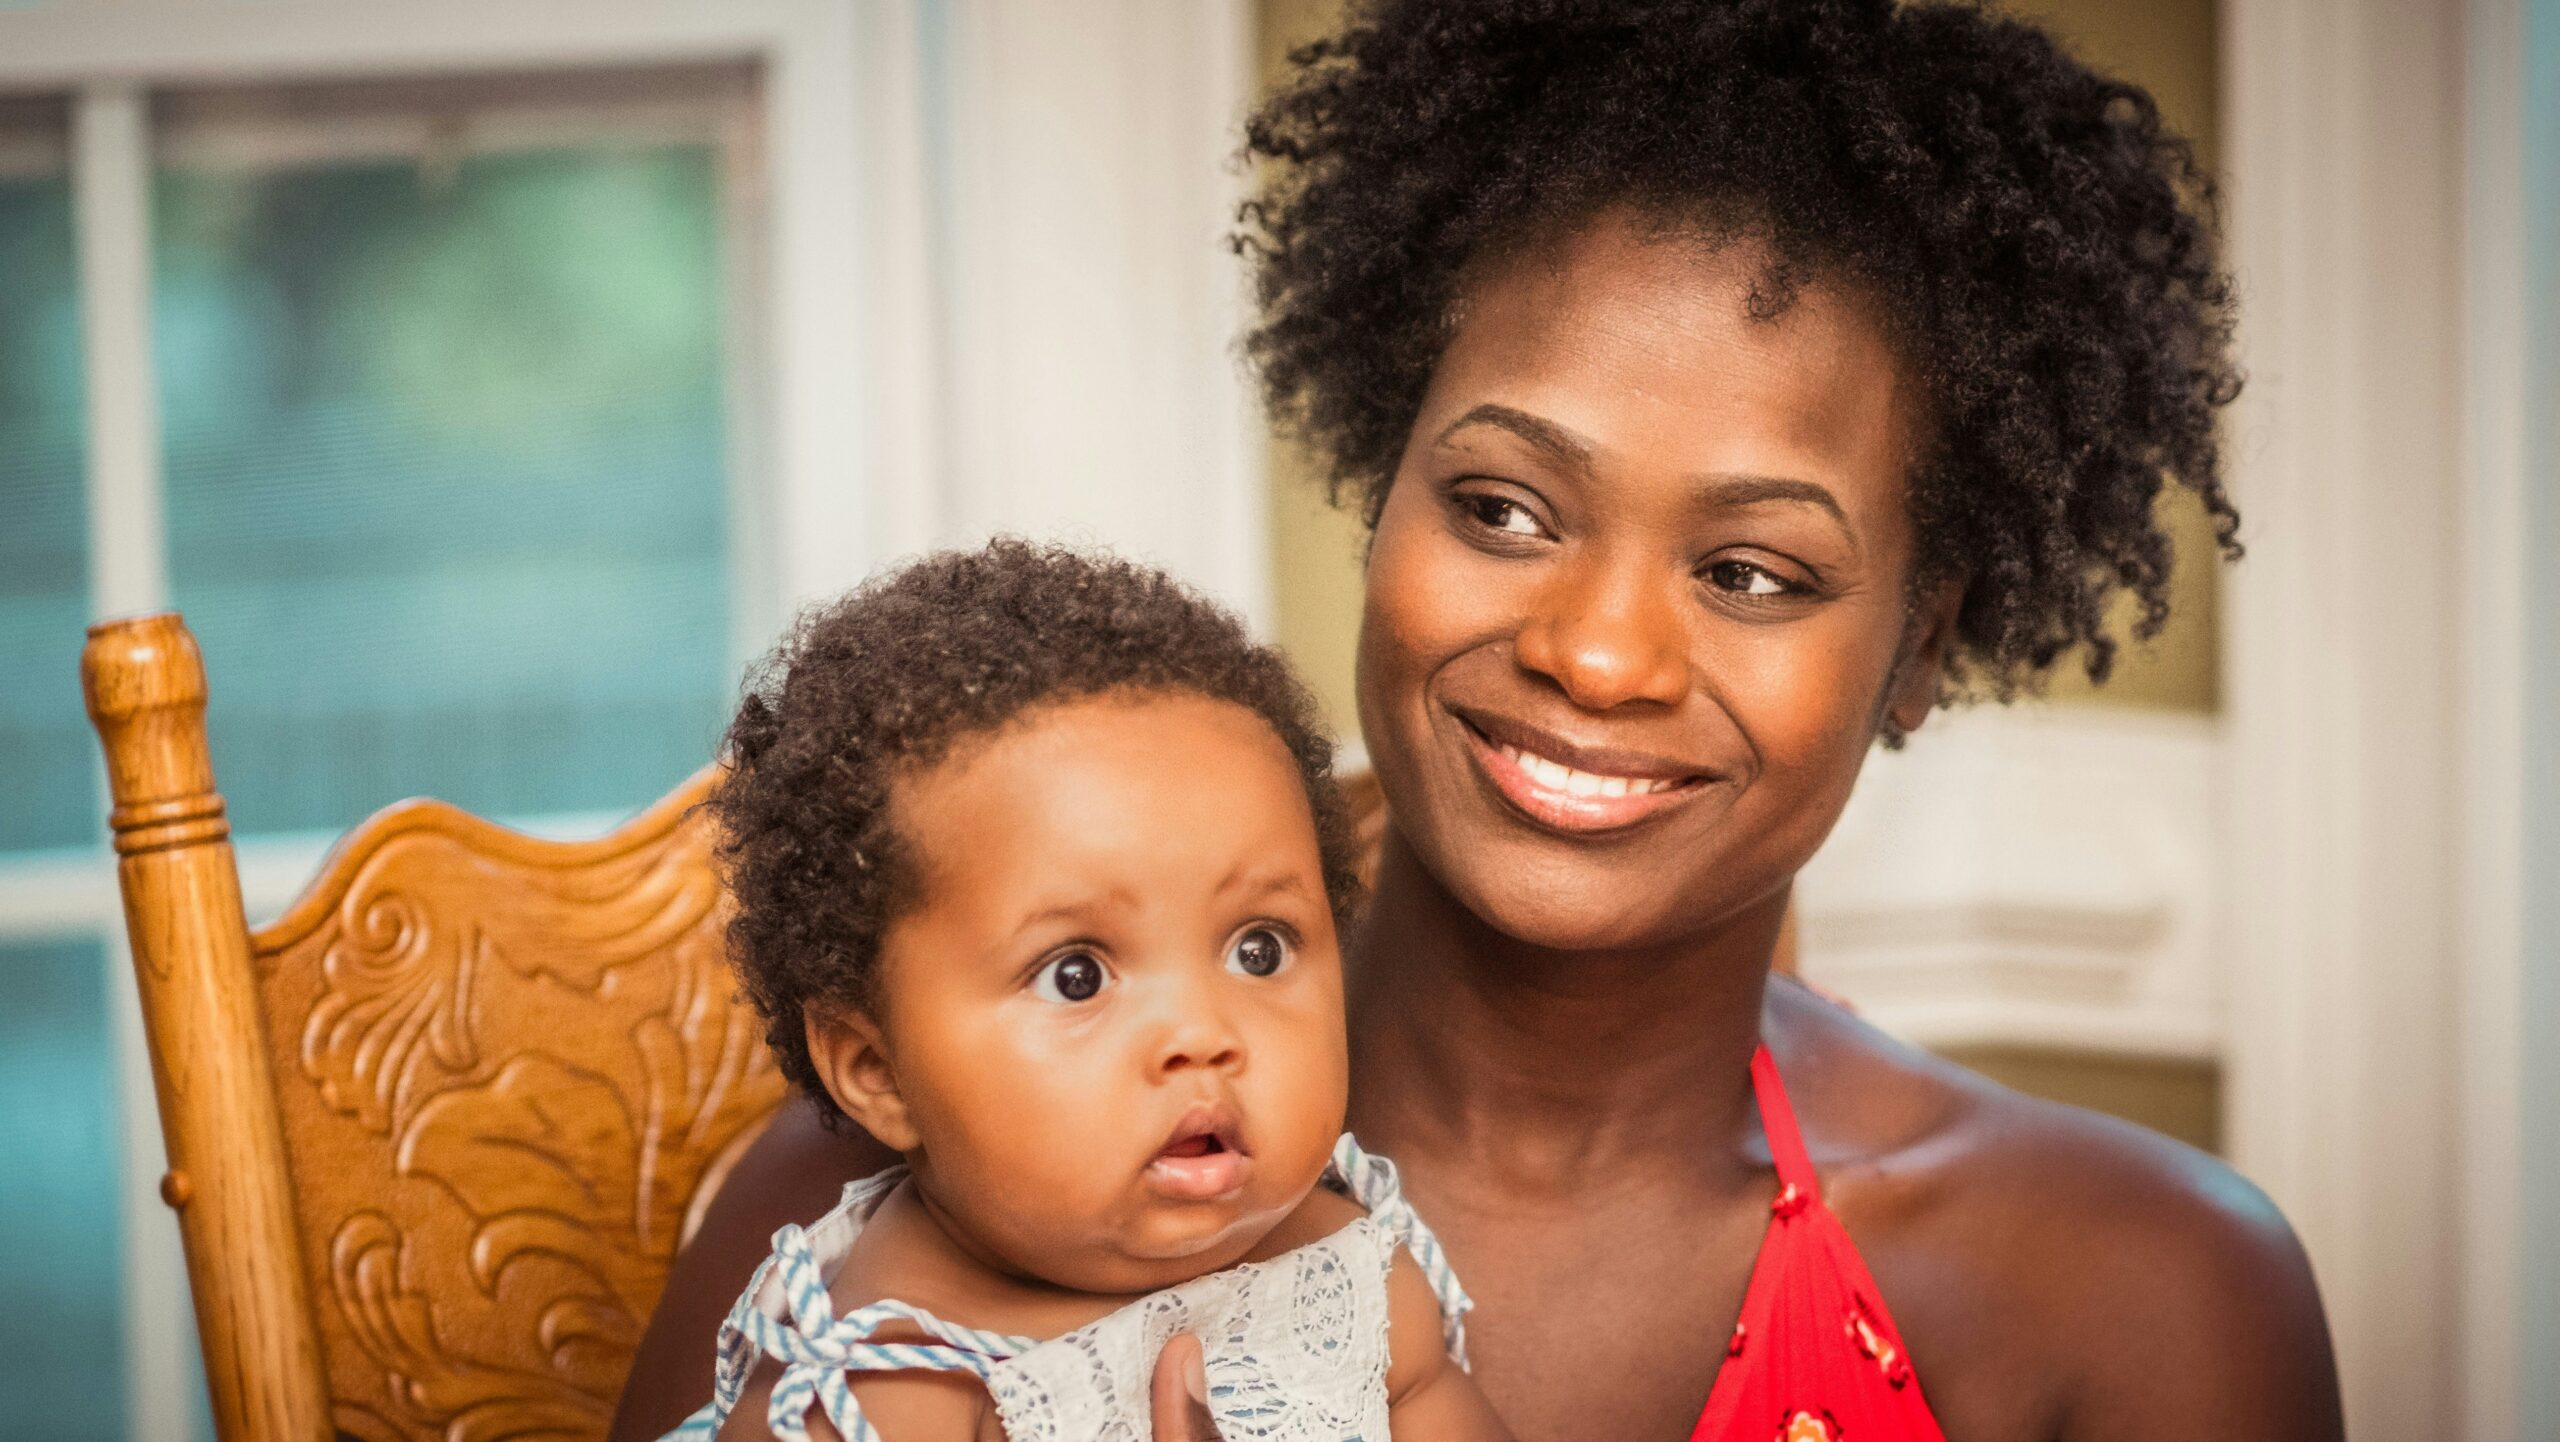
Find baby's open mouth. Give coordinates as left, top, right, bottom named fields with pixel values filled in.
left=1146, top=1106, right=1251, bottom=1202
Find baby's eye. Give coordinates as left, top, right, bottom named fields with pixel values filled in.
left=1225, top=927, right=1290, bottom=979
left=1031, top=951, right=1111, bottom=1004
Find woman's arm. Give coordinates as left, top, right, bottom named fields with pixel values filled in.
left=611, top=1100, right=898, bottom=1442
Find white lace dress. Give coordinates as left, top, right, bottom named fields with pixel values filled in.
left=663, top=1135, right=1472, bottom=1442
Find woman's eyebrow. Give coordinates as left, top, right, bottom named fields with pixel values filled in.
left=1690, top=473, right=1850, bottom=527
left=1433, top=403, right=1595, bottom=474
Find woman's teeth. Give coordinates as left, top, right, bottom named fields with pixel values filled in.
left=1497, top=742, right=1682, bottom=798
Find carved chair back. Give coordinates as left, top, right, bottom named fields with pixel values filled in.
left=77, top=611, right=1791, bottom=1442
left=82, top=614, right=783, bottom=1442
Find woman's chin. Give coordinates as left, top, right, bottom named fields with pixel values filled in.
left=1432, top=848, right=1702, bottom=956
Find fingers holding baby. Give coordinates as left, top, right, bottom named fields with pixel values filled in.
left=678, top=542, right=1509, bottom=1442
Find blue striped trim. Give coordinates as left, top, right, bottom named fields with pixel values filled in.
left=683, top=1168, right=1036, bottom=1442
left=1329, top=1133, right=1476, bottom=1367
left=672, top=1137, right=1479, bottom=1442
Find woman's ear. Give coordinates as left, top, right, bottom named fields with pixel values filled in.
left=1885, top=580, right=1964, bottom=738
left=805, top=1005, right=919, bottom=1152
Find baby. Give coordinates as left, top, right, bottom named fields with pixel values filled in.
left=672, top=541, right=1508, bottom=1442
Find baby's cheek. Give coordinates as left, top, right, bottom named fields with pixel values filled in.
left=1244, top=1016, right=1350, bottom=1181
left=913, top=1026, right=1126, bottom=1180
left=933, top=1090, right=1138, bottom=1263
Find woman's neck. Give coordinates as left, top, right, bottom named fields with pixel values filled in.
left=1343, top=828, right=1784, bottom=1190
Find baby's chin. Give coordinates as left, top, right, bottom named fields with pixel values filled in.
left=1013, top=1194, right=1296, bottom=1295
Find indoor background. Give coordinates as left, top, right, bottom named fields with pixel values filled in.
left=0, top=0, right=2548, bottom=1439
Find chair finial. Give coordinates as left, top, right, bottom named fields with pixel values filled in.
left=82, top=613, right=229, bottom=855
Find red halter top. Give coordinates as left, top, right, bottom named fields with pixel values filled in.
left=1687, top=1046, right=1949, bottom=1442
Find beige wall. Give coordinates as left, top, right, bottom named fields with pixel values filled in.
left=1258, top=0, right=1378, bottom=740
left=1255, top=0, right=2227, bottom=735
left=1942, top=1046, right=2220, bottom=1152
left=2004, top=0, right=2224, bottom=713
left=1252, top=0, right=2229, bottom=1153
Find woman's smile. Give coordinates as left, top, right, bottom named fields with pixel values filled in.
left=1451, top=706, right=1716, bottom=835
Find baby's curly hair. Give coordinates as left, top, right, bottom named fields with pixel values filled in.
left=710, top=540, right=1360, bottom=1125
left=1241, top=0, right=2241, bottom=697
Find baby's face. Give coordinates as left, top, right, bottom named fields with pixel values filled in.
left=850, top=690, right=1348, bottom=1294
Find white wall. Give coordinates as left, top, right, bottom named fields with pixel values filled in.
left=931, top=1, right=1264, bottom=618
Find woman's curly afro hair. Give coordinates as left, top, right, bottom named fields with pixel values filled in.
left=710, top=540, right=1359, bottom=1125
left=1241, top=0, right=2242, bottom=696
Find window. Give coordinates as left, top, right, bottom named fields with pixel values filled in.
left=0, top=67, right=765, bottom=1442
left=152, top=69, right=757, bottom=836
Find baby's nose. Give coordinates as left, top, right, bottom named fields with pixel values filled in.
left=1154, top=1007, right=1243, bottom=1075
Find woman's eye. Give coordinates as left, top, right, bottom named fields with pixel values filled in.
left=1705, top=559, right=1794, bottom=597
left=1226, top=927, right=1290, bottom=978
left=1459, top=493, right=1543, bottom=537
left=1031, top=951, right=1111, bottom=1004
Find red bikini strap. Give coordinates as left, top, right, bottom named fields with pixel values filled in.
left=1749, top=1044, right=1822, bottom=1197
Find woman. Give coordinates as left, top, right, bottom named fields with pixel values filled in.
left=615, top=1, right=2340, bottom=1438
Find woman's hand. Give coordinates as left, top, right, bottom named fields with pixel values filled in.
left=1148, top=1333, right=1222, bottom=1442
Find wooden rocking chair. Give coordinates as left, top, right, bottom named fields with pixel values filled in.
left=81, top=609, right=1795, bottom=1442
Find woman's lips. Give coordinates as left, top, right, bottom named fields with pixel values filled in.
left=1459, top=716, right=1708, bottom=834
left=1145, top=1106, right=1251, bottom=1202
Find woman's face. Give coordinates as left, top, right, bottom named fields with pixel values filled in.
left=1358, top=211, right=1947, bottom=954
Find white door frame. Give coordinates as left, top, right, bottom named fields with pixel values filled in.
left=2219, top=0, right=2533, bottom=1433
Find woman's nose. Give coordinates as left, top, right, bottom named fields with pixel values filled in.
left=1513, top=559, right=1692, bottom=711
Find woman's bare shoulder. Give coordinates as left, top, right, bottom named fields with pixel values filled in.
left=1769, top=977, right=2301, bottom=1257
left=1769, top=980, right=2341, bottom=1438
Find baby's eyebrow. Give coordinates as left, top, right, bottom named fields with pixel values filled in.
left=1211, top=860, right=1324, bottom=901
left=998, top=887, right=1137, bottom=945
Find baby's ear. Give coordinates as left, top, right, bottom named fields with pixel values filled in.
left=805, top=1005, right=919, bottom=1152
